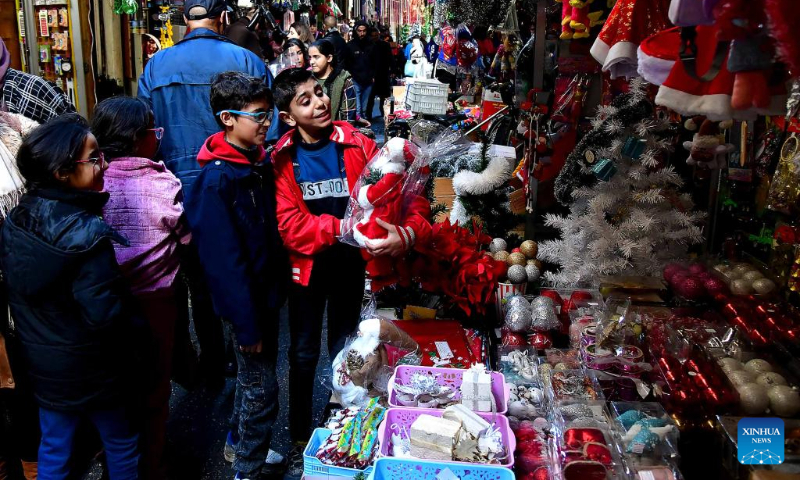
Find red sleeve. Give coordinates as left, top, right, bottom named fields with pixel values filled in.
left=274, top=165, right=341, bottom=256
left=403, top=194, right=432, bottom=250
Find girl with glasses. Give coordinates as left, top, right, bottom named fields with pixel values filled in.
left=0, top=113, right=140, bottom=478
left=91, top=96, right=191, bottom=479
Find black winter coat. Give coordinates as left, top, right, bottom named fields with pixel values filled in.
left=347, top=37, right=377, bottom=86
left=0, top=188, right=139, bottom=412
left=324, top=31, right=353, bottom=73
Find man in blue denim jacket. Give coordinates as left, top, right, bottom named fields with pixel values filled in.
left=137, top=0, right=274, bottom=196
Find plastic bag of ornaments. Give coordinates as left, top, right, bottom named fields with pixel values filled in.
left=503, top=295, right=561, bottom=334
left=608, top=401, right=679, bottom=462
left=331, top=317, right=421, bottom=407
left=511, top=418, right=554, bottom=480
left=711, top=261, right=778, bottom=296
left=663, top=261, right=730, bottom=301
left=717, top=356, right=800, bottom=417
left=552, top=417, right=626, bottom=480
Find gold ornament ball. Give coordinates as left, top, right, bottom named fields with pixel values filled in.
left=752, top=278, right=777, bottom=294
left=527, top=259, right=543, bottom=270
left=520, top=240, right=538, bottom=259
left=508, top=252, right=527, bottom=266
left=494, top=251, right=510, bottom=262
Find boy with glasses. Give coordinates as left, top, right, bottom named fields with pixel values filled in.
left=184, top=72, right=288, bottom=480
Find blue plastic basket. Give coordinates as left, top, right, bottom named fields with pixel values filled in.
left=367, top=458, right=515, bottom=480
left=303, top=428, right=375, bottom=478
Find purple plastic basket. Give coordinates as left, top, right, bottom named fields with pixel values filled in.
left=377, top=407, right=516, bottom=468
left=388, top=365, right=508, bottom=415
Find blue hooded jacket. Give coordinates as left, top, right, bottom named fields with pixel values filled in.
left=138, top=28, right=280, bottom=197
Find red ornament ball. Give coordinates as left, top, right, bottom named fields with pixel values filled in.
left=688, top=263, right=707, bottom=275
left=663, top=263, right=686, bottom=282
left=670, top=270, right=691, bottom=287
left=502, top=331, right=527, bottom=346
left=512, top=248, right=522, bottom=253
left=704, top=276, right=728, bottom=295
left=527, top=332, right=553, bottom=349
left=678, top=277, right=707, bottom=300
left=696, top=272, right=713, bottom=282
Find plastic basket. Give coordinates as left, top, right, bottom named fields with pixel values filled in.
left=367, top=458, right=515, bottom=480
left=387, top=365, right=508, bottom=415
left=405, top=79, right=449, bottom=115
left=377, top=407, right=516, bottom=468
left=303, top=428, right=375, bottom=478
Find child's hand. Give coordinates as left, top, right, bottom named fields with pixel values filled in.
left=239, top=340, right=263, bottom=354
left=365, top=218, right=408, bottom=257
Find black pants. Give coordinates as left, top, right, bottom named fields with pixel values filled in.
left=175, top=243, right=226, bottom=385
left=288, top=244, right=366, bottom=443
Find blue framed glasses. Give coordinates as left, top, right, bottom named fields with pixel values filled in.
left=216, top=109, right=273, bottom=124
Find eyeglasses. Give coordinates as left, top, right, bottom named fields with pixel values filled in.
left=147, top=127, right=165, bottom=140
left=75, top=151, right=105, bottom=167
left=216, top=109, right=273, bottom=125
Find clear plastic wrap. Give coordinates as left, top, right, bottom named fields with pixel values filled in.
left=339, top=131, right=471, bottom=248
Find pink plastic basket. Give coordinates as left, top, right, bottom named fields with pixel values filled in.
left=388, top=365, right=508, bottom=415
left=377, top=407, right=516, bottom=469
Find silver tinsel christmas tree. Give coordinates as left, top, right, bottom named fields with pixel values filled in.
left=538, top=79, right=706, bottom=286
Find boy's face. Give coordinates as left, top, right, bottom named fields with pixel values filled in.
left=221, top=98, right=272, bottom=148
left=279, top=79, right=332, bottom=133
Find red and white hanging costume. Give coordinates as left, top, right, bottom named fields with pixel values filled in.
left=591, top=0, right=671, bottom=79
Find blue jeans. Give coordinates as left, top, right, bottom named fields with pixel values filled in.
left=38, top=407, right=139, bottom=480
left=352, top=81, right=374, bottom=120
left=229, top=310, right=280, bottom=475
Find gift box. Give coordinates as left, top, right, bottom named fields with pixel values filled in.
left=460, top=365, right=494, bottom=412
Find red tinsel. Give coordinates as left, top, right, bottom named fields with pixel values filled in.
left=411, top=219, right=505, bottom=317
left=766, top=0, right=800, bottom=78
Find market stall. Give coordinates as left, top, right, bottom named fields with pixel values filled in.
left=297, top=0, right=800, bottom=478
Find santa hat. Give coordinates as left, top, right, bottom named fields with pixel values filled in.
left=637, top=27, right=680, bottom=86
left=590, top=0, right=671, bottom=79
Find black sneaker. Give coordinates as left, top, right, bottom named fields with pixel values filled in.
left=285, top=442, right=307, bottom=478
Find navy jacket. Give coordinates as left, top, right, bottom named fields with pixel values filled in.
left=0, top=188, right=139, bottom=412
left=185, top=133, right=288, bottom=346
left=137, top=28, right=279, bottom=196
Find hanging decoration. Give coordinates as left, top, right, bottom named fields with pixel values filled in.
left=113, top=0, right=138, bottom=14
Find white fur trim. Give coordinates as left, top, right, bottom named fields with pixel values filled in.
left=603, top=42, right=639, bottom=79
left=452, top=155, right=514, bottom=196
left=406, top=227, right=416, bottom=247
left=656, top=86, right=737, bottom=121
left=691, top=135, right=721, bottom=149
left=359, top=318, right=382, bottom=339
left=637, top=46, right=674, bottom=86
left=333, top=125, right=345, bottom=143
left=380, top=163, right=407, bottom=175
left=590, top=37, right=611, bottom=65
left=352, top=223, right=369, bottom=247
left=358, top=185, right=373, bottom=208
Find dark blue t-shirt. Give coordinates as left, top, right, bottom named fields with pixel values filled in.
left=293, top=137, right=350, bottom=218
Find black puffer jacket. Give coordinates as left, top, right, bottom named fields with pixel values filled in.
left=0, top=188, right=139, bottom=412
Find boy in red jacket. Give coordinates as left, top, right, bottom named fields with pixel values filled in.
left=271, top=68, right=430, bottom=473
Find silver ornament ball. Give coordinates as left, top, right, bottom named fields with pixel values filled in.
left=525, top=264, right=541, bottom=281
left=489, top=238, right=508, bottom=254
left=506, top=295, right=530, bottom=312
left=505, top=308, right=532, bottom=333
left=507, top=264, right=528, bottom=284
